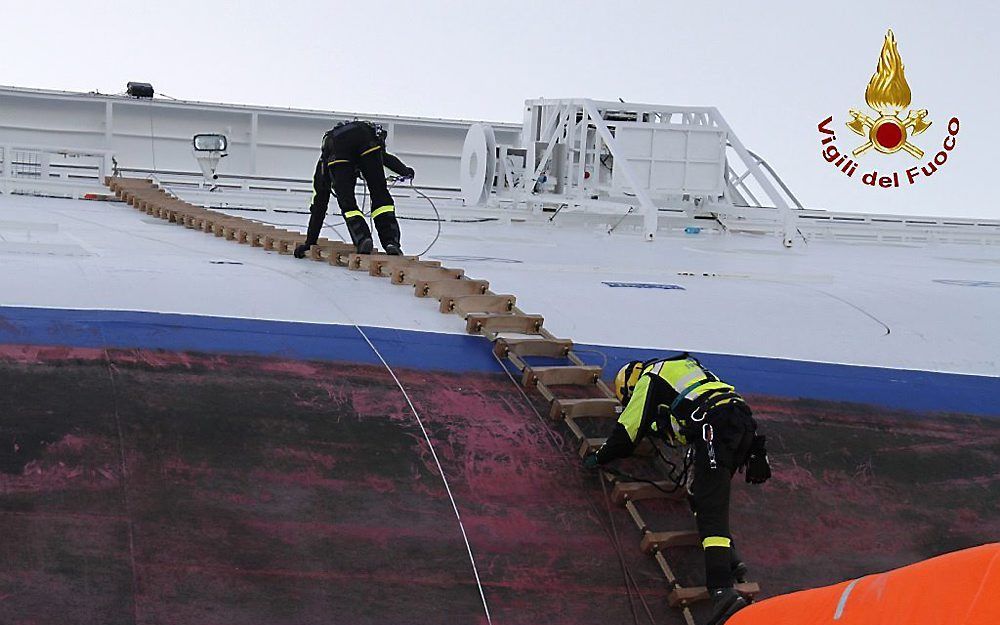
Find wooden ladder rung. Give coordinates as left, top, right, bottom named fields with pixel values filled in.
left=369, top=257, right=440, bottom=277
left=277, top=237, right=306, bottom=254
left=578, top=438, right=605, bottom=457
left=201, top=218, right=224, bottom=233
left=145, top=198, right=172, bottom=213
left=250, top=228, right=282, bottom=247
left=465, top=313, right=544, bottom=336
left=522, top=365, right=601, bottom=388
left=262, top=232, right=298, bottom=251
left=493, top=337, right=573, bottom=359
left=349, top=253, right=419, bottom=271
left=308, top=242, right=355, bottom=260
left=133, top=196, right=168, bottom=210
left=416, top=278, right=490, bottom=298
left=331, top=249, right=355, bottom=266
left=668, top=583, right=760, bottom=608
left=347, top=253, right=375, bottom=270
left=210, top=220, right=244, bottom=237
left=152, top=204, right=177, bottom=219
left=611, top=479, right=687, bottom=504
left=231, top=225, right=254, bottom=243
left=152, top=203, right=179, bottom=217
left=640, top=530, right=700, bottom=554
left=549, top=397, right=619, bottom=420
left=125, top=190, right=159, bottom=200
left=184, top=216, right=208, bottom=229
left=220, top=225, right=244, bottom=241
left=440, top=294, right=516, bottom=315
left=392, top=266, right=464, bottom=285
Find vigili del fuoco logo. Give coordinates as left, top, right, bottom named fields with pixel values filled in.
left=817, top=29, right=960, bottom=188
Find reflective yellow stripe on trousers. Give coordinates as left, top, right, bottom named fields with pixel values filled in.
left=703, top=536, right=732, bottom=549
left=371, top=205, right=395, bottom=218
left=343, top=210, right=364, bottom=220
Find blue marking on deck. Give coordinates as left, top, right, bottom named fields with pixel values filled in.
left=602, top=282, right=686, bottom=290
left=933, top=279, right=1000, bottom=288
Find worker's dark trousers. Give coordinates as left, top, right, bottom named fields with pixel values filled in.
left=330, top=153, right=400, bottom=250
left=689, top=403, right=755, bottom=590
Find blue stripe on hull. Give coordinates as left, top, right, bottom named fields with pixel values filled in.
left=1, top=306, right=996, bottom=416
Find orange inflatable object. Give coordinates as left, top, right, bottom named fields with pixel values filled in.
left=728, top=543, right=1000, bottom=625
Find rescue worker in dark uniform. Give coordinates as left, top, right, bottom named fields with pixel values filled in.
left=294, top=120, right=414, bottom=258
left=583, top=353, right=771, bottom=625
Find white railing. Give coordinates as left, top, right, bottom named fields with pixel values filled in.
left=0, top=144, right=114, bottom=198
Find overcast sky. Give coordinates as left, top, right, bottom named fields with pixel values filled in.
left=2, top=0, right=997, bottom=218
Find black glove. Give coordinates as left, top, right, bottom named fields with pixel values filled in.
left=583, top=453, right=600, bottom=470
left=744, top=434, right=771, bottom=484
left=293, top=244, right=310, bottom=259
left=403, top=167, right=415, bottom=180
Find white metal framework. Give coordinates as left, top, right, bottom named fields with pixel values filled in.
left=460, top=98, right=801, bottom=246
left=2, top=87, right=997, bottom=247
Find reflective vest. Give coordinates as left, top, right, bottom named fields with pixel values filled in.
left=622, top=355, right=742, bottom=446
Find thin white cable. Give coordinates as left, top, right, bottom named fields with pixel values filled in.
left=89, top=201, right=491, bottom=617
left=356, top=327, right=493, bottom=625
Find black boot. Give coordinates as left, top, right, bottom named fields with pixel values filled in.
left=731, top=561, right=749, bottom=584
left=373, top=213, right=402, bottom=256
left=705, top=588, right=748, bottom=625
left=345, top=215, right=374, bottom=254
left=356, top=237, right=373, bottom=254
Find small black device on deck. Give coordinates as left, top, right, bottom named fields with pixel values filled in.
left=126, top=82, right=154, bottom=98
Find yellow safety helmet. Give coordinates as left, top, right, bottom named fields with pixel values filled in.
left=614, top=360, right=645, bottom=404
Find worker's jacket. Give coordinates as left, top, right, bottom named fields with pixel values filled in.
left=595, top=353, right=745, bottom=464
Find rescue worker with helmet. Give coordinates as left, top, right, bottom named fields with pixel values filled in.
left=583, top=353, right=771, bottom=625
left=294, top=120, right=415, bottom=258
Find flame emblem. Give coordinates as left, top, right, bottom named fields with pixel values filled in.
left=846, top=30, right=931, bottom=158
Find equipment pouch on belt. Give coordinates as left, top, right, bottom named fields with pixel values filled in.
left=744, top=434, right=771, bottom=484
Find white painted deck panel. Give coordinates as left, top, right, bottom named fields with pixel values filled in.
left=1, top=194, right=997, bottom=375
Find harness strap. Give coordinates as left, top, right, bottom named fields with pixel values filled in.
left=669, top=378, right=714, bottom=414
left=694, top=391, right=744, bottom=420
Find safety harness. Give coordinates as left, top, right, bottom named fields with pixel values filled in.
left=644, top=357, right=752, bottom=473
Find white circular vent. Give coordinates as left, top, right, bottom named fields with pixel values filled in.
left=459, top=124, right=496, bottom=206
